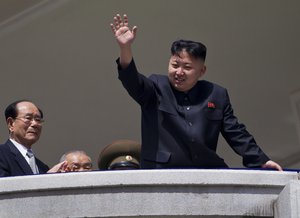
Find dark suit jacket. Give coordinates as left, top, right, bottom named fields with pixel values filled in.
left=0, top=140, right=49, bottom=177
left=118, top=59, right=270, bottom=169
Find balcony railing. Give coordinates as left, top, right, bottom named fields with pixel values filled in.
left=0, top=169, right=299, bottom=218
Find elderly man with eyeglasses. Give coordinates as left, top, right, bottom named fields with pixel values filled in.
left=0, top=100, right=69, bottom=177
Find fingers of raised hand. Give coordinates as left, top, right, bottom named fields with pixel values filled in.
left=57, top=161, right=67, bottom=172
left=111, top=14, right=128, bottom=33
left=110, top=23, right=116, bottom=33
left=123, top=14, right=129, bottom=27
left=132, top=25, right=137, bottom=36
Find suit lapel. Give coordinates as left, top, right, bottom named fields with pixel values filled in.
left=35, top=158, right=49, bottom=174
left=6, top=140, right=34, bottom=175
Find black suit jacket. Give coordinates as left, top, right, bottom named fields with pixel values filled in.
left=0, top=140, right=49, bottom=177
left=118, top=59, right=270, bottom=169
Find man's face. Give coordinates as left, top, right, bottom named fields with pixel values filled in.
left=168, top=50, right=206, bottom=92
left=66, top=153, right=92, bottom=172
left=7, top=102, right=43, bottom=148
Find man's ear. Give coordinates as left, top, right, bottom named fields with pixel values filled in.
left=7, top=117, right=14, bottom=132
left=200, top=65, right=207, bottom=77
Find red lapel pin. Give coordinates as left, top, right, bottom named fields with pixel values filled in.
left=208, top=102, right=216, bottom=109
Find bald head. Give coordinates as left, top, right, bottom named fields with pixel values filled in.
left=60, top=150, right=92, bottom=172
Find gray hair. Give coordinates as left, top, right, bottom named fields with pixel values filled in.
left=59, top=150, right=90, bottom=163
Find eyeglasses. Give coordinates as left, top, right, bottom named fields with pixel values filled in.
left=15, top=116, right=44, bottom=125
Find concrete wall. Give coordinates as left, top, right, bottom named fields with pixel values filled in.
left=0, top=169, right=298, bottom=217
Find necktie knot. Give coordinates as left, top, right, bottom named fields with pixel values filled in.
left=26, top=149, right=34, bottom=158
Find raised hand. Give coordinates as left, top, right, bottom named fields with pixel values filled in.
left=47, top=161, right=70, bottom=173
left=110, top=14, right=137, bottom=47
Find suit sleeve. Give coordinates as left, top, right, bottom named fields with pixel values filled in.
left=117, top=58, right=157, bottom=107
left=220, top=90, right=270, bottom=167
left=36, top=159, right=50, bottom=174
left=0, top=149, right=10, bottom=177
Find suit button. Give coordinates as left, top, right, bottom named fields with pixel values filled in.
left=188, top=122, right=193, bottom=126
left=186, top=106, right=190, bottom=110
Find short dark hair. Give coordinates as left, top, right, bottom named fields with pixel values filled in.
left=171, top=39, right=207, bottom=61
left=5, top=100, right=43, bottom=120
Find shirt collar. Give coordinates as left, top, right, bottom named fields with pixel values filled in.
left=172, top=83, right=200, bottom=105
left=9, top=138, right=32, bottom=159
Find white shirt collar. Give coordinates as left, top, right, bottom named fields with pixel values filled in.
left=9, top=138, right=32, bottom=162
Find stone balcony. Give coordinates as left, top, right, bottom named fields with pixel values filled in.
left=0, top=169, right=299, bottom=218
